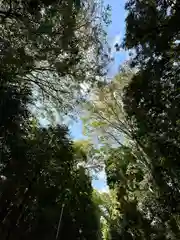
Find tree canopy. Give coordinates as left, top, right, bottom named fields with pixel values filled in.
left=0, top=0, right=109, bottom=115
left=0, top=0, right=109, bottom=239
left=1, top=0, right=180, bottom=239
left=82, top=1, right=180, bottom=236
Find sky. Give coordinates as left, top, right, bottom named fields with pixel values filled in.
left=69, top=1, right=127, bottom=192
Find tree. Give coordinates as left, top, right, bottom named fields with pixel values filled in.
left=0, top=0, right=110, bottom=115
left=92, top=189, right=119, bottom=240
left=0, top=39, right=102, bottom=240
left=73, top=139, right=104, bottom=172
left=82, top=65, right=135, bottom=147
left=0, top=1, right=110, bottom=239
left=79, top=0, right=180, bottom=238
left=0, top=119, right=102, bottom=240
left=106, top=146, right=156, bottom=240
left=122, top=0, right=180, bottom=238
left=81, top=59, right=180, bottom=238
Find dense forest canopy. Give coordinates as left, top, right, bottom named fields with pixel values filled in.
left=82, top=0, right=180, bottom=239
left=0, top=0, right=109, bottom=116
left=0, top=0, right=180, bottom=239
left=0, top=0, right=108, bottom=239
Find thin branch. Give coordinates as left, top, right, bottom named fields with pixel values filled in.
left=94, top=109, right=131, bottom=139
left=103, top=129, right=123, bottom=147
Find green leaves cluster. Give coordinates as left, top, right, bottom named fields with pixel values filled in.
left=0, top=0, right=110, bottom=239
left=82, top=1, right=180, bottom=238
left=0, top=74, right=101, bottom=239
left=0, top=0, right=109, bottom=115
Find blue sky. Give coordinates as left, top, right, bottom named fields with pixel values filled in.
left=70, top=0, right=127, bottom=192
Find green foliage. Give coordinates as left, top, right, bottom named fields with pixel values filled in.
left=0, top=0, right=110, bottom=116
left=82, top=0, right=180, bottom=237
left=92, top=189, right=119, bottom=240
left=82, top=65, right=135, bottom=147
left=0, top=96, right=101, bottom=240
left=4, top=0, right=180, bottom=239
left=0, top=1, right=109, bottom=239
left=121, top=0, right=180, bottom=239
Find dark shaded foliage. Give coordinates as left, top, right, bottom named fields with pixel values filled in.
left=0, top=1, right=104, bottom=239
left=120, top=0, right=180, bottom=239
